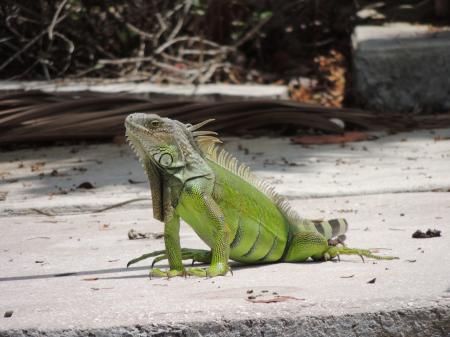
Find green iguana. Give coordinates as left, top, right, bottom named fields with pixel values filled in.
left=125, top=113, right=396, bottom=277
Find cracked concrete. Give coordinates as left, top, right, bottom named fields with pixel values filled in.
left=1, top=129, right=450, bottom=336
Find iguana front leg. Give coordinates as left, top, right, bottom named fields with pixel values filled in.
left=149, top=213, right=185, bottom=277
left=149, top=179, right=186, bottom=278
left=182, top=179, right=231, bottom=277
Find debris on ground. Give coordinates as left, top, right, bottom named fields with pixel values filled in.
left=367, top=278, right=377, bottom=284
left=30, top=162, right=45, bottom=172
left=433, top=136, right=450, bottom=141
left=30, top=208, right=55, bottom=217
left=412, top=229, right=442, bottom=239
left=77, top=182, right=95, bottom=189
left=291, top=132, right=376, bottom=145
left=128, top=229, right=164, bottom=240
left=4, top=310, right=13, bottom=318
left=93, top=198, right=149, bottom=213
left=0, top=191, right=8, bottom=201
left=50, top=169, right=66, bottom=177
left=246, top=295, right=303, bottom=304
left=340, top=274, right=355, bottom=278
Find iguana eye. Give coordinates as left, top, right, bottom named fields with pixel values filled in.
left=150, top=120, right=160, bottom=128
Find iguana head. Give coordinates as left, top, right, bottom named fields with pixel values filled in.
left=125, top=113, right=219, bottom=220
left=125, top=113, right=220, bottom=170
left=125, top=113, right=187, bottom=170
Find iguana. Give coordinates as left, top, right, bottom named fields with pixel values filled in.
left=125, top=113, right=396, bottom=277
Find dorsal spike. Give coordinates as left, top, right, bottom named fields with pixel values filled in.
left=192, top=130, right=219, bottom=137
left=202, top=144, right=302, bottom=225
left=187, top=118, right=215, bottom=132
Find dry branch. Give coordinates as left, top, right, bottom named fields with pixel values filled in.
left=0, top=91, right=413, bottom=144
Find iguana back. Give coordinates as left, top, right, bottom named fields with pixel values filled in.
left=176, top=144, right=347, bottom=264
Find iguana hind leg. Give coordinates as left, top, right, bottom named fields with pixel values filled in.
left=283, top=232, right=397, bottom=262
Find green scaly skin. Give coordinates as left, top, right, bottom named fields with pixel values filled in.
left=125, top=113, right=397, bottom=278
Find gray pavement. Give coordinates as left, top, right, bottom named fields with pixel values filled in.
left=1, top=129, right=450, bottom=336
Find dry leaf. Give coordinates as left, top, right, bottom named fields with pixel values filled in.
left=31, top=162, right=45, bottom=172
left=291, top=132, right=374, bottom=145
left=0, top=191, right=8, bottom=201
left=340, top=274, right=355, bottom=278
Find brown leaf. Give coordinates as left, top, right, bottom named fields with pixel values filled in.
left=434, top=136, right=450, bottom=141
left=31, top=162, right=45, bottom=172
left=291, top=132, right=374, bottom=145
left=0, top=191, right=8, bottom=201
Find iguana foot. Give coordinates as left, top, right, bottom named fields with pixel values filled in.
left=326, top=246, right=399, bottom=261
left=186, top=263, right=230, bottom=277
left=149, top=268, right=186, bottom=278
left=127, top=248, right=211, bottom=268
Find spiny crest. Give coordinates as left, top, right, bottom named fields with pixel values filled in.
left=188, top=117, right=301, bottom=223
left=203, top=143, right=302, bottom=224
left=126, top=133, right=147, bottom=170
left=187, top=119, right=222, bottom=150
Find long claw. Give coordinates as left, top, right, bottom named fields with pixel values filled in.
left=327, top=246, right=398, bottom=261
left=127, top=249, right=166, bottom=268
left=151, top=254, right=168, bottom=268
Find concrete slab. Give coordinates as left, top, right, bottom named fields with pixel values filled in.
left=1, top=129, right=450, bottom=336
left=1, top=193, right=449, bottom=336
left=352, top=24, right=450, bottom=112
left=0, top=81, right=288, bottom=101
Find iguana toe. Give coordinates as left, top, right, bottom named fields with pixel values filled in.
left=149, top=268, right=185, bottom=278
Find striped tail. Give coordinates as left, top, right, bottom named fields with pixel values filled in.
left=313, top=218, right=348, bottom=240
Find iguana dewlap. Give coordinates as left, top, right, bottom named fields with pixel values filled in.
left=125, top=113, right=396, bottom=277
